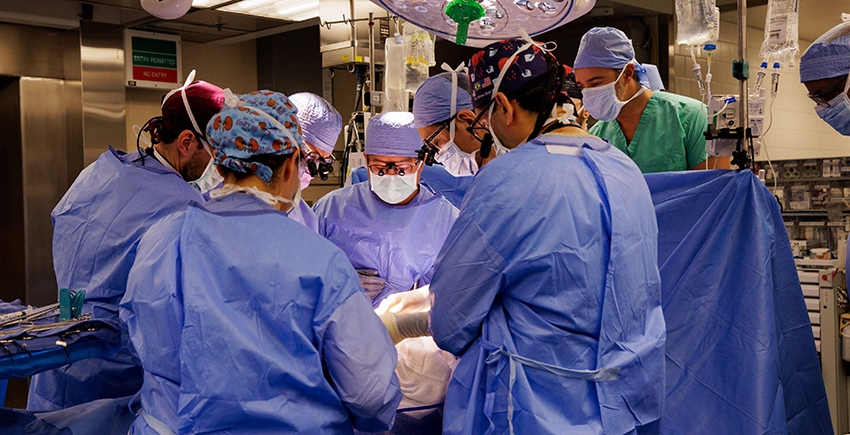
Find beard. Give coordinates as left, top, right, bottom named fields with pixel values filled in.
left=181, top=143, right=210, bottom=181
left=614, top=78, right=628, bottom=101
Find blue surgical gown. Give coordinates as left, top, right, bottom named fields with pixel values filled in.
left=120, top=193, right=401, bottom=435
left=28, top=147, right=204, bottom=411
left=348, top=165, right=474, bottom=208
left=313, top=181, right=459, bottom=307
left=429, top=134, right=666, bottom=435
left=288, top=198, right=320, bottom=232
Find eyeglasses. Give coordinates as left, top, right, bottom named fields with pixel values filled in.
left=418, top=112, right=459, bottom=166
left=465, top=99, right=496, bottom=158
left=368, top=161, right=420, bottom=176
left=808, top=75, right=848, bottom=107
left=304, top=151, right=335, bottom=181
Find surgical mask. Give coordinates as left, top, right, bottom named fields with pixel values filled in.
left=369, top=168, right=420, bottom=204
left=436, top=139, right=479, bottom=177
left=582, top=62, right=647, bottom=122
left=211, top=183, right=299, bottom=213
left=437, top=62, right=480, bottom=177
left=300, top=162, right=314, bottom=189
left=815, top=74, right=850, bottom=136
left=189, top=157, right=223, bottom=193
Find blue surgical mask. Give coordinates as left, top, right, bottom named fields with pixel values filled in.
left=582, top=62, right=646, bottom=122
left=189, top=141, right=223, bottom=194
left=369, top=167, right=420, bottom=204
left=815, top=74, right=850, bottom=136
left=436, top=139, right=478, bottom=177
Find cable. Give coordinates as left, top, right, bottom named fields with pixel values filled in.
left=759, top=97, right=778, bottom=191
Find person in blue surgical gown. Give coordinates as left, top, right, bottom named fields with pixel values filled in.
left=27, top=75, right=225, bottom=412
left=314, top=111, right=459, bottom=308
left=120, top=90, right=401, bottom=435
left=288, top=92, right=341, bottom=232
left=314, top=111, right=459, bottom=434
left=426, top=36, right=666, bottom=435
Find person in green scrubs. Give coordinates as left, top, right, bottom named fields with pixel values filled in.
left=574, top=27, right=730, bottom=173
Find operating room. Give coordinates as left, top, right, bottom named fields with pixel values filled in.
left=0, top=0, right=848, bottom=434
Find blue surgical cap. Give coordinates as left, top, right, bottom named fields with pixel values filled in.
left=800, top=20, right=850, bottom=83
left=574, top=27, right=635, bottom=70
left=365, top=112, right=421, bottom=158
left=289, top=92, right=341, bottom=154
left=412, top=72, right=472, bottom=128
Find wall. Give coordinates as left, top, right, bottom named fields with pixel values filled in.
left=670, top=19, right=850, bottom=162
left=257, top=26, right=323, bottom=96
left=124, top=40, right=258, bottom=151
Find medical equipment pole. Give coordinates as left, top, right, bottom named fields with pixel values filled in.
left=369, top=12, right=376, bottom=116
left=738, top=0, right=749, bottom=161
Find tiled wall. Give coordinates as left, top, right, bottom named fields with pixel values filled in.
left=670, top=19, right=850, bottom=162
left=124, top=40, right=258, bottom=151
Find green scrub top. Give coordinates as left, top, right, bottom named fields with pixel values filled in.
left=589, top=91, right=708, bottom=173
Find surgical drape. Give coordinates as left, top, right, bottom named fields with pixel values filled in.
left=646, top=170, right=831, bottom=435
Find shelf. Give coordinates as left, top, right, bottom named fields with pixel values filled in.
left=769, top=176, right=850, bottom=183
left=794, top=258, right=840, bottom=268
left=782, top=210, right=829, bottom=216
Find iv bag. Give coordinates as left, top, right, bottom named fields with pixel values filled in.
left=369, top=0, right=596, bottom=48
left=675, top=0, right=718, bottom=47
left=759, top=0, right=800, bottom=62
left=403, top=23, right=435, bottom=94
left=385, top=33, right=408, bottom=112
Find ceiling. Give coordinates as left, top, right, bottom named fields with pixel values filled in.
left=1, top=0, right=846, bottom=45
left=63, top=0, right=303, bottom=43
left=719, top=0, right=847, bottom=43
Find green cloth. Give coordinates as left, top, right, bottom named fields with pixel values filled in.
left=589, top=91, right=708, bottom=173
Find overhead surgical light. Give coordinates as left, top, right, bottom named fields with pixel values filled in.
left=370, top=0, right=595, bottom=47
left=140, top=0, right=193, bottom=20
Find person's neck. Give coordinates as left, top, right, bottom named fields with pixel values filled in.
left=550, top=124, right=593, bottom=136
left=153, top=143, right=180, bottom=174
left=227, top=176, right=289, bottom=211
left=615, top=87, right=653, bottom=128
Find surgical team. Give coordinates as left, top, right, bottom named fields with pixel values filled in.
left=25, top=21, right=850, bottom=435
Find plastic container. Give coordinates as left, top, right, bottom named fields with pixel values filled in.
left=403, top=23, right=435, bottom=93
left=384, top=34, right=408, bottom=112
left=842, top=325, right=850, bottom=362
left=759, top=0, right=800, bottom=63
left=675, top=0, right=718, bottom=47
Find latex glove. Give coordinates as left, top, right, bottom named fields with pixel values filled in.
left=356, top=269, right=384, bottom=301
left=374, top=285, right=430, bottom=316
left=379, top=312, right=430, bottom=345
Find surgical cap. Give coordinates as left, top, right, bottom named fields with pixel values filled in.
left=289, top=92, right=341, bottom=154
left=800, top=19, right=850, bottom=83
left=365, top=112, right=421, bottom=158
left=468, top=38, right=559, bottom=109
left=206, top=90, right=304, bottom=183
left=412, top=72, right=473, bottom=128
left=152, top=80, right=224, bottom=143
left=574, top=27, right=635, bottom=70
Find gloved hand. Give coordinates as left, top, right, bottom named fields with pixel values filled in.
left=379, top=312, right=430, bottom=345
left=356, top=269, right=385, bottom=301
left=374, top=285, right=431, bottom=316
